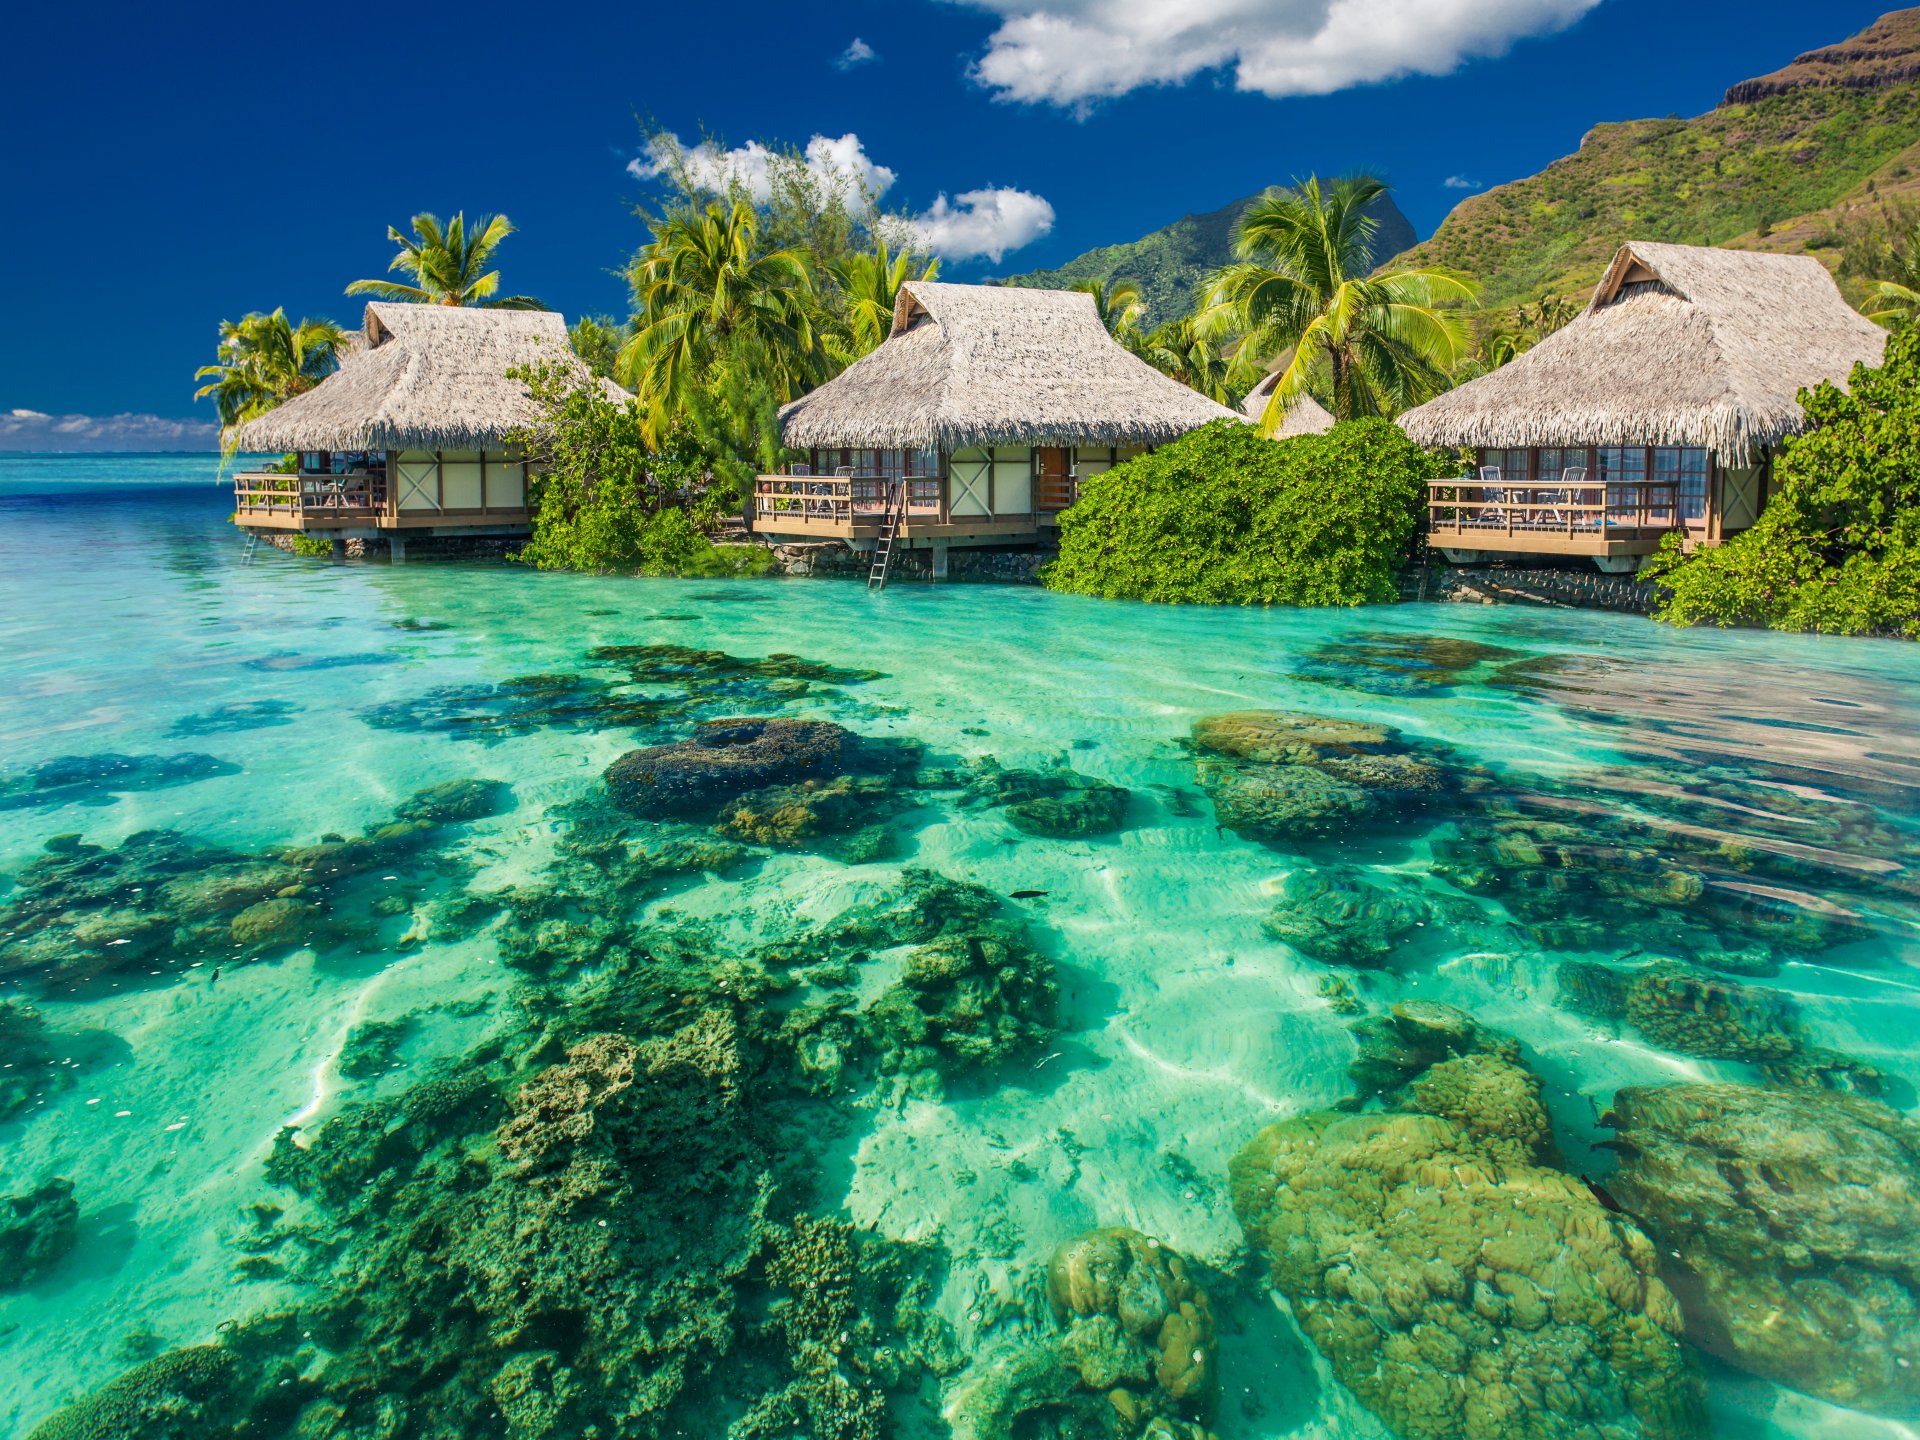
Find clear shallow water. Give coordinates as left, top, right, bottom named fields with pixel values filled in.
left=1, top=466, right=1917, bottom=1440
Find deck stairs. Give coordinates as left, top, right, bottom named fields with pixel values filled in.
left=867, top=484, right=908, bottom=591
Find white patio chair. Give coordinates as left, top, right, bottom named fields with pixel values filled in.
left=1475, top=465, right=1505, bottom=526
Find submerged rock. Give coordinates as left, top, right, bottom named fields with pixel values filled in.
left=1295, top=634, right=1533, bottom=696
left=961, top=758, right=1132, bottom=839
left=1558, top=958, right=1890, bottom=1095
left=391, top=778, right=514, bottom=826
left=1344, top=999, right=1521, bottom=1110
left=1189, top=711, right=1451, bottom=843
left=1231, top=1047, right=1705, bottom=1440
left=589, top=641, right=884, bottom=687
left=1607, top=1083, right=1920, bottom=1415
left=606, top=717, right=852, bottom=818
left=166, top=700, right=301, bottom=737
left=0, top=752, right=240, bottom=812
left=1262, top=868, right=1429, bottom=966
left=24, top=1345, right=247, bottom=1440
left=951, top=1228, right=1218, bottom=1440
left=0, top=1178, right=79, bottom=1286
left=0, top=1002, right=72, bottom=1121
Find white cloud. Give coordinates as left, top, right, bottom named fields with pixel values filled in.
left=950, top=0, right=1601, bottom=106
left=629, top=132, right=898, bottom=204
left=0, top=409, right=219, bottom=452
left=834, top=37, right=879, bottom=70
left=629, top=131, right=1054, bottom=263
left=1443, top=175, right=1482, bottom=190
left=907, top=188, right=1056, bottom=262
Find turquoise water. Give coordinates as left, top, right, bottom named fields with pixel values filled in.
left=2, top=460, right=1918, bottom=1440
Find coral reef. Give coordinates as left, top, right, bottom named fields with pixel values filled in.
left=0, top=752, right=239, bottom=812
left=715, top=776, right=901, bottom=861
left=1231, top=1040, right=1706, bottom=1440
left=0, top=1000, right=72, bottom=1121
left=1607, top=1083, right=1920, bottom=1415
left=390, top=777, right=514, bottom=826
left=1343, top=999, right=1522, bottom=1110
left=1558, top=958, right=1890, bottom=1094
left=338, top=1017, right=412, bottom=1079
left=960, top=759, right=1132, bottom=839
left=606, top=717, right=856, bottom=818
left=0, top=1177, right=78, bottom=1285
left=865, top=915, right=1059, bottom=1100
left=1188, top=711, right=1452, bottom=843
left=1295, top=635, right=1533, bottom=696
left=1262, top=869, right=1429, bottom=966
left=949, top=1227, right=1218, bottom=1440
left=166, top=699, right=301, bottom=737
left=0, top=782, right=507, bottom=991
left=361, top=644, right=881, bottom=744
left=23, top=1346, right=250, bottom=1440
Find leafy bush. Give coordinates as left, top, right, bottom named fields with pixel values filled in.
left=1042, top=418, right=1451, bottom=606
left=507, top=362, right=772, bottom=577
left=1650, top=328, right=1920, bottom=638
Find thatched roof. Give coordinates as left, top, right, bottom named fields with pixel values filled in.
left=779, top=281, right=1239, bottom=451
left=231, top=303, right=627, bottom=453
left=1238, top=371, right=1338, bottom=437
left=1399, top=242, right=1887, bottom=464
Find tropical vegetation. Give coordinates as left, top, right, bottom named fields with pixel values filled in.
left=346, top=211, right=544, bottom=309
left=506, top=362, right=770, bottom=577
left=1200, top=176, right=1475, bottom=428
left=1649, top=328, right=1920, bottom=638
left=1043, top=419, right=1454, bottom=606
left=193, top=308, right=346, bottom=459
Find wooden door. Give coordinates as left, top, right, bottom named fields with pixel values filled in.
left=1035, top=447, right=1071, bottom=512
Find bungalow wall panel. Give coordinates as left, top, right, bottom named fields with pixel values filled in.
left=441, top=451, right=484, bottom=511
left=395, top=450, right=441, bottom=513
left=950, top=448, right=991, bottom=517
left=489, top=454, right=527, bottom=509
left=992, top=446, right=1032, bottom=514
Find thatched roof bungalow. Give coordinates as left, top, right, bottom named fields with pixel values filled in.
left=230, top=303, right=622, bottom=550
left=1402, top=241, right=1886, bottom=571
left=759, top=281, right=1239, bottom=554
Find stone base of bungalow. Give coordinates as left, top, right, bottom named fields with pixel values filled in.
left=751, top=539, right=1052, bottom=584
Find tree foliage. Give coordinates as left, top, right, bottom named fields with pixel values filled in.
left=1043, top=418, right=1452, bottom=606
left=1200, top=176, right=1475, bottom=428
left=1649, top=328, right=1920, bottom=637
left=506, top=363, right=769, bottom=577
left=193, top=308, right=346, bottom=459
left=347, top=211, right=543, bottom=309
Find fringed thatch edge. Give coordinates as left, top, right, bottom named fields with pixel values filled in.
left=1396, top=401, right=1805, bottom=467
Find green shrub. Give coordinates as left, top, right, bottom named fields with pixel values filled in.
left=1042, top=419, right=1452, bottom=606
left=507, top=362, right=759, bottom=577
left=1650, top=327, right=1920, bottom=638
left=289, top=533, right=334, bottom=557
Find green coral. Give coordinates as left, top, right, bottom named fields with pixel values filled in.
left=24, top=1346, right=240, bottom=1440
left=961, top=759, right=1132, bottom=839
left=948, top=1227, right=1220, bottom=1440
left=338, top=1017, right=412, bottom=1079
left=0, top=1000, right=71, bottom=1120
left=1231, top=1047, right=1706, bottom=1440
left=1262, top=868, right=1428, bottom=966
left=1, top=1177, right=78, bottom=1285
left=1607, top=1082, right=1920, bottom=1415
left=1188, top=711, right=1452, bottom=843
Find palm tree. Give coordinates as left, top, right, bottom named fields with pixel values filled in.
left=1201, top=176, right=1475, bottom=429
left=1137, top=315, right=1233, bottom=404
left=1867, top=233, right=1920, bottom=327
left=194, top=308, right=346, bottom=457
left=1070, top=277, right=1147, bottom=347
left=829, top=236, right=939, bottom=358
left=619, top=200, right=819, bottom=436
left=346, top=211, right=544, bottom=309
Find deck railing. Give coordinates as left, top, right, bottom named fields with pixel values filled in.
left=1426, top=478, right=1682, bottom=541
left=1034, top=473, right=1080, bottom=513
left=755, top=474, right=942, bottom=524
left=233, top=471, right=389, bottom=520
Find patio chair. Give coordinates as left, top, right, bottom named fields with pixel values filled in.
left=1474, top=465, right=1505, bottom=527
left=1538, top=466, right=1587, bottom=529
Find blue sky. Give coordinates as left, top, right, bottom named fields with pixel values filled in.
left=0, top=0, right=1895, bottom=444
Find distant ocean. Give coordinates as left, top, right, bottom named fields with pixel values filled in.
left=0, top=451, right=262, bottom=492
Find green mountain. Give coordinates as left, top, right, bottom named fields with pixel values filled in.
left=1394, top=8, right=1920, bottom=311
left=1000, top=190, right=1417, bottom=326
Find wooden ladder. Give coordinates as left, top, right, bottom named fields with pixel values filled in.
left=867, top=483, right=907, bottom=591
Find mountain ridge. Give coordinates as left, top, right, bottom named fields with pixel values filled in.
left=999, top=191, right=1417, bottom=326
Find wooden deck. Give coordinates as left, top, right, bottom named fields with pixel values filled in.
left=751, top=473, right=1077, bottom=543
left=1426, top=478, right=1688, bottom=558
left=232, top=473, right=529, bottom=533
